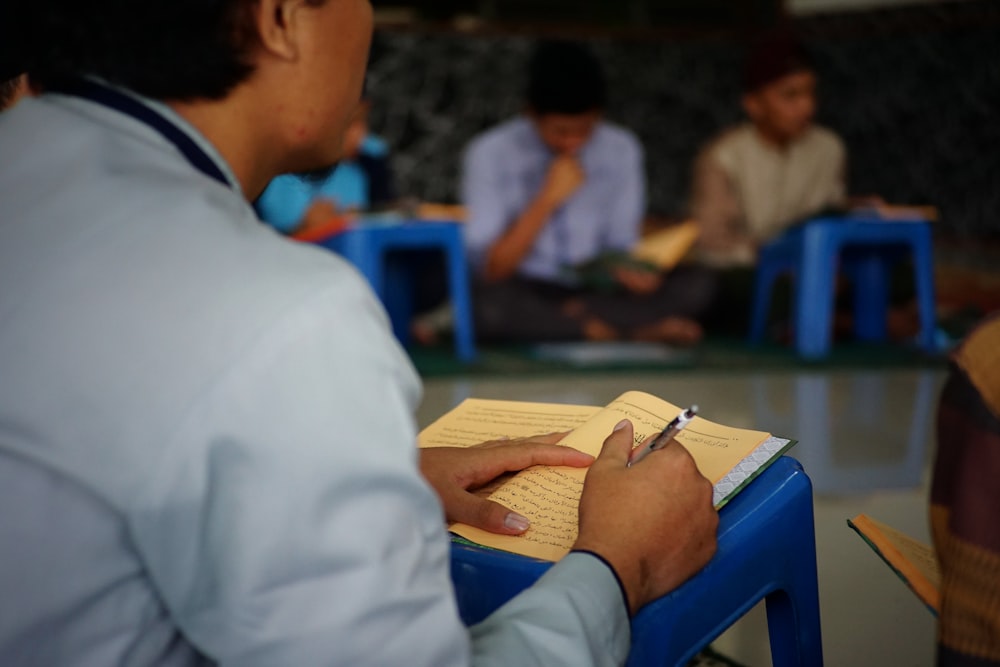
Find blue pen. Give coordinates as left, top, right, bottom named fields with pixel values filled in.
left=627, top=405, right=699, bottom=467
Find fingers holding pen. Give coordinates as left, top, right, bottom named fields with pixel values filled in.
left=576, top=419, right=718, bottom=615
left=591, top=419, right=638, bottom=469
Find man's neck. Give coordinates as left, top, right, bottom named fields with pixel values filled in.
left=168, top=90, right=278, bottom=200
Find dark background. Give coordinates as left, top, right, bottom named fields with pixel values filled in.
left=365, top=0, right=1000, bottom=240
left=374, top=0, right=784, bottom=28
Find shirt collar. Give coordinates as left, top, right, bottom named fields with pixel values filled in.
left=85, top=77, right=244, bottom=196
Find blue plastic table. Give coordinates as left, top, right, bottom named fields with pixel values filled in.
left=317, top=220, right=477, bottom=362
left=450, top=456, right=823, bottom=667
left=749, top=215, right=937, bottom=359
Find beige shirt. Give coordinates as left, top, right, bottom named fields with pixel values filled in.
left=692, top=123, right=847, bottom=266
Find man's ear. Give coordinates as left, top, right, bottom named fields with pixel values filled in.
left=255, top=0, right=305, bottom=62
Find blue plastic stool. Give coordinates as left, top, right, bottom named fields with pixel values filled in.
left=450, top=456, right=823, bottom=667
left=749, top=216, right=937, bottom=359
left=318, top=220, right=477, bottom=362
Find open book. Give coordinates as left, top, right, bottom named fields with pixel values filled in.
left=631, top=220, right=701, bottom=269
left=847, top=514, right=941, bottom=615
left=418, top=390, right=794, bottom=561
left=564, top=221, right=700, bottom=290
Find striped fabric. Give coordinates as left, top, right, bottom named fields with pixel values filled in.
left=933, top=313, right=1000, bottom=667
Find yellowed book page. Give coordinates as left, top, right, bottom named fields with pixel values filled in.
left=417, top=398, right=601, bottom=449
left=445, top=391, right=770, bottom=561
left=603, top=391, right=770, bottom=483
left=631, top=221, right=700, bottom=270
left=852, top=514, right=941, bottom=613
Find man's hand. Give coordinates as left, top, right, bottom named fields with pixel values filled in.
left=574, top=420, right=718, bottom=616
left=420, top=434, right=593, bottom=535
left=540, top=156, right=585, bottom=209
left=482, top=156, right=584, bottom=281
left=614, top=266, right=662, bottom=295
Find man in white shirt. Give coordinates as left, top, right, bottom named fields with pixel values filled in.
left=0, top=1, right=718, bottom=666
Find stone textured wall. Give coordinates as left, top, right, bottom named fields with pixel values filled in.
left=365, top=0, right=1000, bottom=238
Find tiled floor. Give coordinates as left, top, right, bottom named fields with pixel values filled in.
left=417, top=368, right=943, bottom=667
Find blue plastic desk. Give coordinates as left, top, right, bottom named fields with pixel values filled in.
left=317, top=220, right=477, bottom=362
left=749, top=216, right=937, bottom=359
left=450, top=456, right=822, bottom=666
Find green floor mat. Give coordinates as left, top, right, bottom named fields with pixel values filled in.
left=408, top=337, right=948, bottom=378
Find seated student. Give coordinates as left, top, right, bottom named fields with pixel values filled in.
left=932, top=313, right=1000, bottom=666
left=256, top=99, right=395, bottom=235
left=463, top=41, right=713, bottom=345
left=692, top=31, right=847, bottom=268
left=690, top=31, right=925, bottom=340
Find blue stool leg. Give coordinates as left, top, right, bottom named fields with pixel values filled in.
left=750, top=260, right=780, bottom=344
left=849, top=251, right=890, bottom=342
left=383, top=252, right=414, bottom=346
left=626, top=459, right=822, bottom=667
left=911, top=226, right=938, bottom=353
left=764, top=482, right=823, bottom=667
left=796, top=229, right=838, bottom=359
left=444, top=229, right=478, bottom=363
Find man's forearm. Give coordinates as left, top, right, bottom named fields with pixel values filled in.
left=483, top=194, right=558, bottom=282
left=468, top=552, right=631, bottom=667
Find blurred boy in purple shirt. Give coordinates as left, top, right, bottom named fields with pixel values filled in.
left=462, top=41, right=713, bottom=345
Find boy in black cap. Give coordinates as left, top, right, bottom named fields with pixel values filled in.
left=691, top=31, right=847, bottom=269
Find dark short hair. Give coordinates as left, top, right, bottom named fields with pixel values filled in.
left=10, top=0, right=297, bottom=102
left=526, top=41, right=607, bottom=115
left=744, top=30, right=814, bottom=94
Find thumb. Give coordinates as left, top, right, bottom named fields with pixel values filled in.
left=595, top=419, right=636, bottom=468
left=450, top=494, right=532, bottom=536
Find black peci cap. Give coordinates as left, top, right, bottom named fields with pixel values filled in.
left=744, top=30, right=814, bottom=94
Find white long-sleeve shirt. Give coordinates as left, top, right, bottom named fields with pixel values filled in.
left=0, top=91, right=630, bottom=666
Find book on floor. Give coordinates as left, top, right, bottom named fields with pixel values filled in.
left=418, top=390, right=795, bottom=562
left=847, top=514, right=941, bottom=615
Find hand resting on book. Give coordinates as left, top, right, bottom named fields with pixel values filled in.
left=420, top=420, right=719, bottom=617
left=419, top=433, right=592, bottom=535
